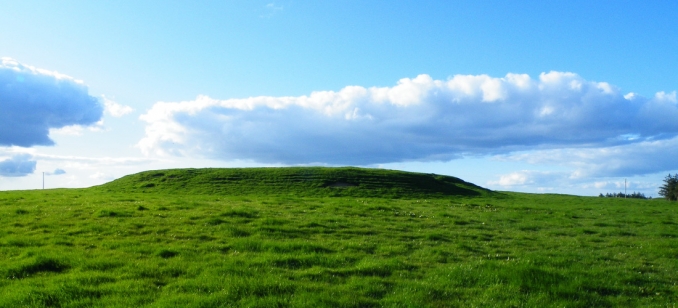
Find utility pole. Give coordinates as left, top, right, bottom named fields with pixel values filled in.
left=624, top=178, right=626, bottom=198
left=42, top=172, right=45, bottom=190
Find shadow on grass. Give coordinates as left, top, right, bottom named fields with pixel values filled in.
left=6, top=257, right=70, bottom=278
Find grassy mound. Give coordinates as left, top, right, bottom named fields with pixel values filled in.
left=94, top=167, right=493, bottom=198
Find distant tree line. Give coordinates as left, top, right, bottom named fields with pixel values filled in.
left=659, top=174, right=678, bottom=201
left=598, top=192, right=648, bottom=199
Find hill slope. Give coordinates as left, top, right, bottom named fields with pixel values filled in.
left=94, top=167, right=493, bottom=198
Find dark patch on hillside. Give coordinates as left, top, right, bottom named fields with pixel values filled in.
left=92, top=167, right=494, bottom=198
left=326, top=182, right=358, bottom=188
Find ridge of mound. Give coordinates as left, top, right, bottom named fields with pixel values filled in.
left=93, top=167, right=493, bottom=198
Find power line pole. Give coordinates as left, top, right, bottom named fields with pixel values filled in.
left=42, top=172, right=45, bottom=190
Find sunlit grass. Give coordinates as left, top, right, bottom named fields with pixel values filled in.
left=0, top=168, right=677, bottom=307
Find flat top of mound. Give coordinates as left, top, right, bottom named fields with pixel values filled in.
left=94, top=167, right=493, bottom=198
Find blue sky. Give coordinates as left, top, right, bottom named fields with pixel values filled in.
left=1, top=1, right=677, bottom=196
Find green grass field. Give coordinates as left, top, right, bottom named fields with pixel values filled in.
left=1, top=167, right=677, bottom=307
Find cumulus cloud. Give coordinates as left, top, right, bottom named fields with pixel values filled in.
left=0, top=154, right=36, bottom=177
left=0, top=58, right=104, bottom=147
left=496, top=136, right=678, bottom=178
left=488, top=170, right=565, bottom=187
left=103, top=97, right=134, bottom=117
left=139, top=72, right=678, bottom=166
left=490, top=171, right=531, bottom=186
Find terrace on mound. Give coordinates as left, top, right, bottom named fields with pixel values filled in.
left=93, top=167, right=495, bottom=198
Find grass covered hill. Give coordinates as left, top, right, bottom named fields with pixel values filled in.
left=1, top=167, right=677, bottom=307
left=94, top=167, right=493, bottom=198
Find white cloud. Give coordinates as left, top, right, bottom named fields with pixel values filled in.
left=624, top=92, right=637, bottom=100
left=50, top=125, right=86, bottom=136
left=487, top=169, right=663, bottom=196
left=582, top=180, right=647, bottom=191
left=103, top=97, right=134, bottom=117
left=488, top=170, right=563, bottom=187
left=655, top=91, right=677, bottom=103
left=497, top=136, right=678, bottom=178
left=89, top=172, right=113, bottom=180
left=50, top=120, right=106, bottom=136
left=138, top=72, right=678, bottom=169
left=46, top=97, right=131, bottom=136
left=0, top=58, right=104, bottom=147
left=592, top=181, right=610, bottom=189
left=492, top=172, right=530, bottom=186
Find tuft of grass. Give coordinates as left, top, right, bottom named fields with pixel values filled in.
left=205, top=217, right=225, bottom=226
left=156, top=249, right=179, bottom=259
left=96, top=209, right=133, bottom=217
left=221, top=208, right=259, bottom=218
left=6, top=257, right=70, bottom=279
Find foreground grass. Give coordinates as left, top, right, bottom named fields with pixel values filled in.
left=1, top=189, right=677, bottom=307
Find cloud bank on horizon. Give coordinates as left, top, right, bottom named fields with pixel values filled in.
left=0, top=58, right=104, bottom=147
left=139, top=72, right=678, bottom=178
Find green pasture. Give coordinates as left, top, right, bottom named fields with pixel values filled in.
left=0, top=167, right=677, bottom=307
